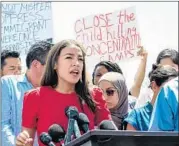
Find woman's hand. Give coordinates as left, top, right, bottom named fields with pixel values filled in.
left=137, top=46, right=148, bottom=60
left=16, top=131, right=33, bottom=146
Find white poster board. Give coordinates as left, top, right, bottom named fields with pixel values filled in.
left=1, top=2, right=53, bottom=69
left=74, top=6, right=141, bottom=73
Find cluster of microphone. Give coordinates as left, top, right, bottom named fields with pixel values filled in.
left=40, top=124, right=65, bottom=146
left=40, top=106, right=117, bottom=146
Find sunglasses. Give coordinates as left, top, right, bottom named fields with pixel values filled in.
left=104, top=89, right=116, bottom=96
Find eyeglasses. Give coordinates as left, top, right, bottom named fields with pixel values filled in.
left=104, top=89, right=116, bottom=96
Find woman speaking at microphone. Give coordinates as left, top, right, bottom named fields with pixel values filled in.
left=15, top=40, right=112, bottom=146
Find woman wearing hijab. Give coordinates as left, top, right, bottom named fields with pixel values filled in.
left=98, top=72, right=128, bottom=130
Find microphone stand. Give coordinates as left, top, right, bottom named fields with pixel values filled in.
left=64, top=107, right=81, bottom=145
left=64, top=114, right=75, bottom=144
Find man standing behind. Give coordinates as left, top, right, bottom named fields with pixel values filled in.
left=1, top=41, right=53, bottom=146
left=1, top=50, right=22, bottom=76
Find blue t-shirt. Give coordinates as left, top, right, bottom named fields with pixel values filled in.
left=148, top=77, right=178, bottom=131
left=124, top=102, right=153, bottom=131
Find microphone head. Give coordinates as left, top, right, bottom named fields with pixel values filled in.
left=48, top=124, right=66, bottom=143
left=40, top=132, right=52, bottom=145
left=78, top=113, right=90, bottom=124
left=99, top=120, right=117, bottom=130
left=65, top=106, right=79, bottom=119
left=78, top=113, right=90, bottom=133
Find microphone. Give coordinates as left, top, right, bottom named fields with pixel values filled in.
left=64, top=106, right=81, bottom=144
left=77, top=113, right=90, bottom=133
left=48, top=124, right=66, bottom=143
left=99, top=120, right=118, bottom=130
left=39, top=132, right=55, bottom=146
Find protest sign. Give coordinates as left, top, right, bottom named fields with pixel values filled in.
left=1, top=2, right=53, bottom=55
left=74, top=6, right=141, bottom=73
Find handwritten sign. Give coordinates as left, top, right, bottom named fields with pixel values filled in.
left=74, top=6, right=141, bottom=69
left=1, top=2, right=53, bottom=55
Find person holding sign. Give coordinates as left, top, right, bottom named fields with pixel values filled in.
left=125, top=65, right=178, bottom=131
left=135, top=48, right=178, bottom=108
left=15, top=39, right=112, bottom=146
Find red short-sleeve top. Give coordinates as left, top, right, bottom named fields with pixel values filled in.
left=22, top=86, right=111, bottom=146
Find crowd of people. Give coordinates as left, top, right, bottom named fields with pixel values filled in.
left=1, top=39, right=178, bottom=146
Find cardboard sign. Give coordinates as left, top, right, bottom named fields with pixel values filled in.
left=74, top=6, right=141, bottom=72
left=1, top=2, right=53, bottom=55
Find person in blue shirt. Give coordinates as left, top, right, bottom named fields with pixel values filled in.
left=124, top=65, right=178, bottom=131
left=1, top=41, right=53, bottom=146
left=148, top=76, right=178, bottom=131
left=135, top=48, right=178, bottom=108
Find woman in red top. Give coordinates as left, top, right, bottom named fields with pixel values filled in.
left=16, top=39, right=112, bottom=146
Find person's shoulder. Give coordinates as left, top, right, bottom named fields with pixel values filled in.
left=1, top=75, right=22, bottom=88
left=25, top=87, right=40, bottom=96
left=1, top=75, right=16, bottom=81
left=124, top=106, right=137, bottom=122
left=23, top=87, right=42, bottom=103
left=159, top=77, right=178, bottom=95
left=163, top=77, right=178, bottom=88
left=1, top=74, right=25, bottom=83
left=130, top=102, right=150, bottom=117
left=136, top=102, right=151, bottom=112
left=25, top=86, right=51, bottom=97
left=159, top=77, right=178, bottom=101
left=89, top=85, right=103, bottom=96
left=88, top=85, right=105, bottom=103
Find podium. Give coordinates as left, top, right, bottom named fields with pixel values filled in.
left=65, top=130, right=179, bottom=146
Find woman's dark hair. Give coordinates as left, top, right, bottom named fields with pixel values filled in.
left=92, top=61, right=123, bottom=84
left=156, top=49, right=179, bottom=65
left=41, top=39, right=96, bottom=113
left=148, top=64, right=178, bottom=87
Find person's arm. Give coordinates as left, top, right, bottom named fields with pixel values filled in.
left=127, top=123, right=137, bottom=131
left=130, top=47, right=148, bottom=97
left=124, top=109, right=138, bottom=131
left=16, top=127, right=35, bottom=146
left=16, top=89, right=39, bottom=145
left=1, top=77, right=15, bottom=146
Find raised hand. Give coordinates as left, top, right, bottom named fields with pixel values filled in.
left=137, top=46, right=148, bottom=60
